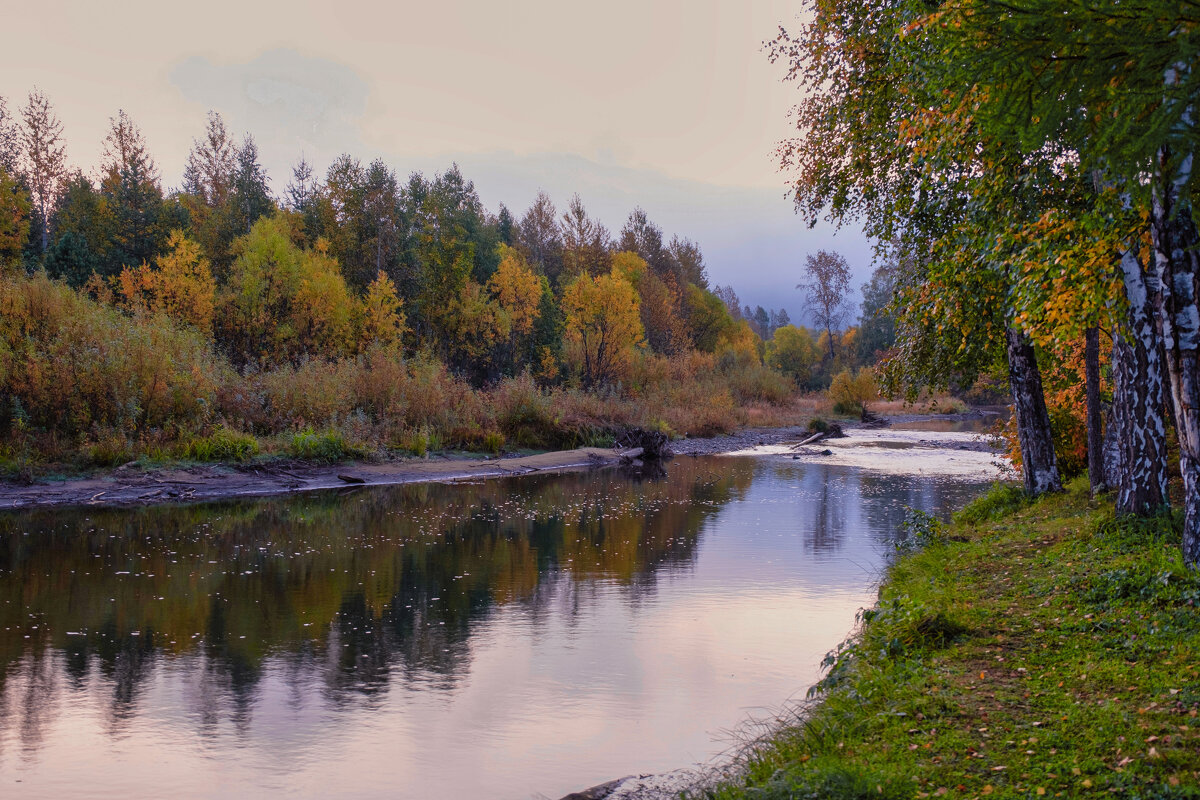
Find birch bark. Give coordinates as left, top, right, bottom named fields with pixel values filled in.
left=1150, top=147, right=1200, bottom=565
left=1113, top=244, right=1170, bottom=515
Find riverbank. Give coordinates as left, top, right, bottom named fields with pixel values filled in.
left=0, top=423, right=826, bottom=511
left=695, top=478, right=1200, bottom=799
left=0, top=410, right=1004, bottom=512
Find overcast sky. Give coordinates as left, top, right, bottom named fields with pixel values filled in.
left=2, top=0, right=874, bottom=322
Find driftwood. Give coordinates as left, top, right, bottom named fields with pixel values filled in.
left=790, top=421, right=848, bottom=451
left=337, top=474, right=366, bottom=484
left=860, top=407, right=890, bottom=429
left=614, top=427, right=673, bottom=460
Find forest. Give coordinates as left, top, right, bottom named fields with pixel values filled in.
left=0, top=93, right=899, bottom=476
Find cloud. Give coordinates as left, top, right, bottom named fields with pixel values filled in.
left=170, top=48, right=369, bottom=181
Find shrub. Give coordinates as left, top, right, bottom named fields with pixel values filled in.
left=492, top=374, right=557, bottom=448
left=85, top=431, right=134, bottom=468
left=288, top=428, right=367, bottom=463
left=0, top=273, right=226, bottom=440
left=395, top=427, right=434, bottom=457
left=926, top=395, right=969, bottom=414
left=186, top=427, right=260, bottom=462
left=829, top=368, right=877, bottom=415
left=483, top=431, right=505, bottom=454
left=723, top=360, right=793, bottom=404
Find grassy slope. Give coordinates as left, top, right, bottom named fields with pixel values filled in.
left=704, top=479, right=1200, bottom=800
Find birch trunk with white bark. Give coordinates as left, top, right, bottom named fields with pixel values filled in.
left=1113, top=245, right=1170, bottom=515
left=1150, top=146, right=1200, bottom=566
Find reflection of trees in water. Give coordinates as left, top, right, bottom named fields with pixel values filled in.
left=778, top=464, right=852, bottom=554
left=0, top=459, right=751, bottom=750
left=780, top=463, right=988, bottom=555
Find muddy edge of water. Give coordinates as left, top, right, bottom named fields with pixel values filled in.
left=0, top=411, right=1000, bottom=512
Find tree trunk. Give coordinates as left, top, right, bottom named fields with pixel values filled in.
left=1006, top=326, right=1063, bottom=496
left=1102, top=336, right=1124, bottom=491
left=1150, top=147, right=1200, bottom=566
left=1085, top=326, right=1105, bottom=496
left=1113, top=245, right=1171, bottom=515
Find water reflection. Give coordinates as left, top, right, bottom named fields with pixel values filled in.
left=0, top=456, right=986, bottom=799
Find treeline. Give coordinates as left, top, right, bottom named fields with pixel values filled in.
left=772, top=1, right=1200, bottom=565
left=0, top=92, right=805, bottom=468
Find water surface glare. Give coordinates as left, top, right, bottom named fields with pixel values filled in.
left=0, top=456, right=989, bottom=799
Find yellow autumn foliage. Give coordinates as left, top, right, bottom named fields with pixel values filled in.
left=562, top=269, right=644, bottom=388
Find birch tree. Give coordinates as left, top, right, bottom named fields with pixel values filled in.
left=770, top=1, right=1064, bottom=495
left=518, top=190, right=563, bottom=280
left=182, top=111, right=235, bottom=207
left=798, top=250, right=852, bottom=360
left=20, top=89, right=66, bottom=253
left=559, top=194, right=610, bottom=280
left=921, top=0, right=1196, bottom=557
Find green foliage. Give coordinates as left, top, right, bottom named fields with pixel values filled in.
left=708, top=482, right=1200, bottom=800
left=854, top=258, right=898, bottom=365
left=186, top=427, right=259, bottom=462
left=85, top=431, right=134, bottom=468
left=44, top=230, right=98, bottom=287
left=894, top=507, right=944, bottom=553
left=483, top=431, right=505, bottom=455
left=952, top=482, right=1029, bottom=525
left=684, top=284, right=736, bottom=353
left=287, top=428, right=367, bottom=463
left=0, top=166, right=31, bottom=264
left=765, top=324, right=819, bottom=385
left=218, top=212, right=358, bottom=365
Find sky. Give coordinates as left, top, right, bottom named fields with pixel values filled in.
left=2, top=0, right=875, bottom=323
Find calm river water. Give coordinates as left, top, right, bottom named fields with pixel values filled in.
left=0, top=451, right=993, bottom=799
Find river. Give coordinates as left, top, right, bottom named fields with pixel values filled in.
left=0, top=429, right=999, bottom=798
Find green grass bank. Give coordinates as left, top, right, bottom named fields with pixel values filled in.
left=701, top=479, right=1200, bottom=800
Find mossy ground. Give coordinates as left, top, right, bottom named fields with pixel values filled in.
left=703, top=478, right=1200, bottom=800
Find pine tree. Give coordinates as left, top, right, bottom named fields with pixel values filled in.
left=229, top=134, right=273, bottom=235
left=99, top=110, right=165, bottom=271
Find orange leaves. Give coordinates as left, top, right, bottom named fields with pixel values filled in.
left=1008, top=207, right=1125, bottom=353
